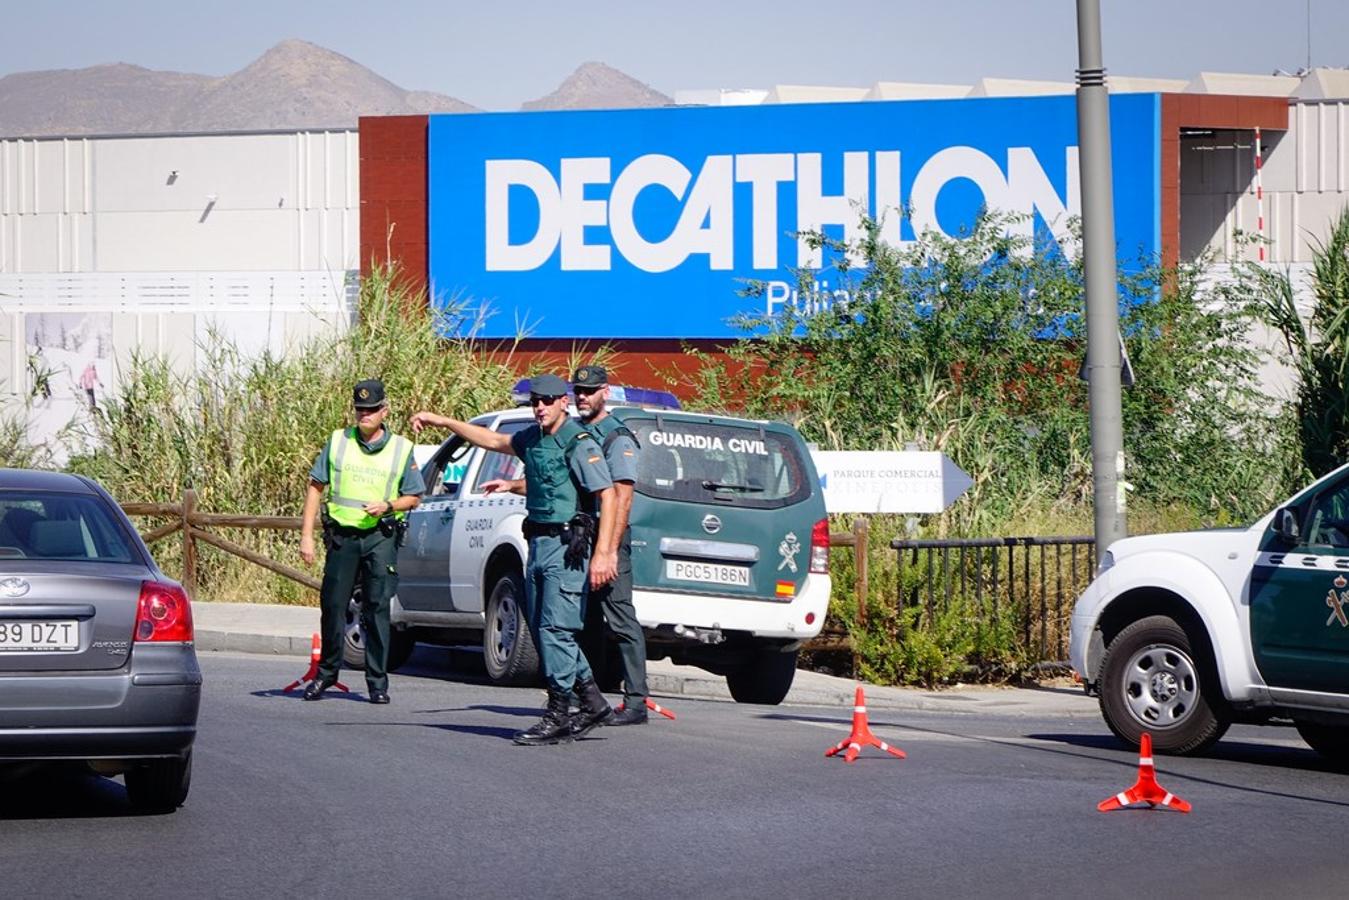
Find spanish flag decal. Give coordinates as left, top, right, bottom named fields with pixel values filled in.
left=775, top=580, right=795, bottom=598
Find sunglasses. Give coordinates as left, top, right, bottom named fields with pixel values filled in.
left=529, top=394, right=565, bottom=405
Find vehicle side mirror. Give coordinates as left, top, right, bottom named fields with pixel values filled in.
left=1274, top=507, right=1300, bottom=543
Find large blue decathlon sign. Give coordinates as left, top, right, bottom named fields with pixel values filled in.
left=427, top=94, right=1160, bottom=339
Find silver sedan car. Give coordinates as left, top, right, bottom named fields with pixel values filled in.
left=0, top=469, right=201, bottom=812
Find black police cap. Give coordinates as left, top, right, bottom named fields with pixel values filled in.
left=353, top=379, right=386, bottom=409
left=572, top=365, right=608, bottom=388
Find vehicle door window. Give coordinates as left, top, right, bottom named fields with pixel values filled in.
left=471, top=420, right=532, bottom=494
left=1304, top=477, right=1349, bottom=548
left=424, top=438, right=473, bottom=498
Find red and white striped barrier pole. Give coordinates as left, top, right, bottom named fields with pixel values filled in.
left=1255, top=126, right=1266, bottom=262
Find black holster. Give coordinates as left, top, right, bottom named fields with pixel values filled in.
left=562, top=513, right=595, bottom=570
left=377, top=515, right=408, bottom=549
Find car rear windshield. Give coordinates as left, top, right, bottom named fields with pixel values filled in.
left=629, top=419, right=811, bottom=509
left=0, top=491, right=139, bottom=563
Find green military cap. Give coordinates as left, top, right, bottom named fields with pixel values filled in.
left=571, top=365, right=608, bottom=388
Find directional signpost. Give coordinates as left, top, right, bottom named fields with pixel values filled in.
left=811, top=451, right=973, bottom=514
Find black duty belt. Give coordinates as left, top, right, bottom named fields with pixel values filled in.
left=522, top=520, right=566, bottom=539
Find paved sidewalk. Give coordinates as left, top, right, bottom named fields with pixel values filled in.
left=192, top=600, right=1098, bottom=717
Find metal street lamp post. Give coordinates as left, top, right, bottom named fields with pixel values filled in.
left=1075, top=0, right=1127, bottom=556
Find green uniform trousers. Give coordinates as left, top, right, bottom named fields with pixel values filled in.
left=318, top=523, right=398, bottom=692
left=523, top=532, right=593, bottom=693
left=582, top=539, right=648, bottom=705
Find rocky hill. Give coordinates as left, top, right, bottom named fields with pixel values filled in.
left=0, top=40, right=477, bottom=136
left=521, top=61, right=672, bottom=111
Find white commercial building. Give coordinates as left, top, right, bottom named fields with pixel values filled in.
left=0, top=128, right=359, bottom=445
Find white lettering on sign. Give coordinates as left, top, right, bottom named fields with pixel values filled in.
left=484, top=149, right=1079, bottom=274
left=648, top=431, right=768, bottom=455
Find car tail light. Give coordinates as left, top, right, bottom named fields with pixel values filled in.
left=134, top=581, right=194, bottom=643
left=809, top=518, right=830, bottom=574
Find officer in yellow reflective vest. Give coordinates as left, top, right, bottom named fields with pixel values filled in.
left=299, top=379, right=424, bottom=703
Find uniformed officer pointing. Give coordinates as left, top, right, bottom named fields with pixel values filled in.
left=411, top=374, right=618, bottom=745
left=300, top=379, right=423, bottom=703
left=491, top=366, right=649, bottom=724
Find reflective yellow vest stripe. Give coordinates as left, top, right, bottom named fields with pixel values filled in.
left=326, top=428, right=412, bottom=529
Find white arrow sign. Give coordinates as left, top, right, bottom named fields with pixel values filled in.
left=810, top=450, right=974, bottom=514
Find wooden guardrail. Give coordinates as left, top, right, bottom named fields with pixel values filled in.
left=805, top=518, right=869, bottom=654
left=121, top=491, right=873, bottom=655
left=122, top=488, right=319, bottom=599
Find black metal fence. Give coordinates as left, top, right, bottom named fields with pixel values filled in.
left=890, top=536, right=1095, bottom=663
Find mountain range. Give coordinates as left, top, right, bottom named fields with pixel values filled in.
left=0, top=40, right=673, bottom=137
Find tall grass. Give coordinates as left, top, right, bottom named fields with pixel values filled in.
left=65, top=265, right=519, bottom=602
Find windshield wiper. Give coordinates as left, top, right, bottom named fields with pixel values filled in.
left=701, top=480, right=764, bottom=493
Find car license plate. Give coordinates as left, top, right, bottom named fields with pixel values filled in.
left=665, top=559, right=751, bottom=587
left=0, top=620, right=79, bottom=652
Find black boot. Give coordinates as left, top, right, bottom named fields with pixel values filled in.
left=513, top=690, right=574, bottom=746
left=570, top=677, right=613, bottom=738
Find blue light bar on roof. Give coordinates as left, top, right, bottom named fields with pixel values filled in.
left=510, top=378, right=681, bottom=410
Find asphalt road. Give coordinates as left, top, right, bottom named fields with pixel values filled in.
left=4, top=649, right=1349, bottom=899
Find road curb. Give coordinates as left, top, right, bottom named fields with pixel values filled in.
left=196, top=630, right=313, bottom=658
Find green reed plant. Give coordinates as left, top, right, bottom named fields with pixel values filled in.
left=65, top=264, right=519, bottom=602
left=695, top=213, right=1297, bottom=683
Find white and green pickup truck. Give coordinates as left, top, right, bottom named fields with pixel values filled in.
left=343, top=397, right=832, bottom=705
left=1071, top=463, right=1349, bottom=760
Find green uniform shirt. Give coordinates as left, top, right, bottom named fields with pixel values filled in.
left=585, top=416, right=638, bottom=484
left=510, top=424, right=613, bottom=506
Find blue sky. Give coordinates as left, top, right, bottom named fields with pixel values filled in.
left=2, top=0, right=1345, bottom=110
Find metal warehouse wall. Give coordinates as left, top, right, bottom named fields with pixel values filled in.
left=1182, top=99, right=1349, bottom=264
left=0, top=129, right=360, bottom=454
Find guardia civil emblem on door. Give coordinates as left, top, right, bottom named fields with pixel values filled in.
left=1326, top=575, right=1349, bottom=627
left=778, top=532, right=801, bottom=573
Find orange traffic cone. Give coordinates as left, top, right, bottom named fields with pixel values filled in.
left=617, top=697, right=677, bottom=720
left=825, top=686, right=906, bottom=763
left=1097, top=733, right=1191, bottom=813
left=282, top=633, right=349, bottom=694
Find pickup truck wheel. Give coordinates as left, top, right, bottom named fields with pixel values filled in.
left=1098, top=615, right=1228, bottom=755
left=726, top=646, right=798, bottom=705
left=342, top=591, right=367, bottom=670
left=1295, top=722, right=1349, bottom=764
left=483, top=571, right=539, bottom=685
left=124, top=750, right=192, bottom=812
left=341, top=591, right=414, bottom=672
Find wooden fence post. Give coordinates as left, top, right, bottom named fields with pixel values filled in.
left=852, top=517, right=869, bottom=679
left=182, top=488, right=198, bottom=599
left=854, top=517, right=869, bottom=629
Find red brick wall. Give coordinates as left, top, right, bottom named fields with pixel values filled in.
left=358, top=115, right=429, bottom=293
left=482, top=339, right=746, bottom=404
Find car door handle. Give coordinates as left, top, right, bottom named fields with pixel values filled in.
left=440, top=511, right=454, bottom=522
